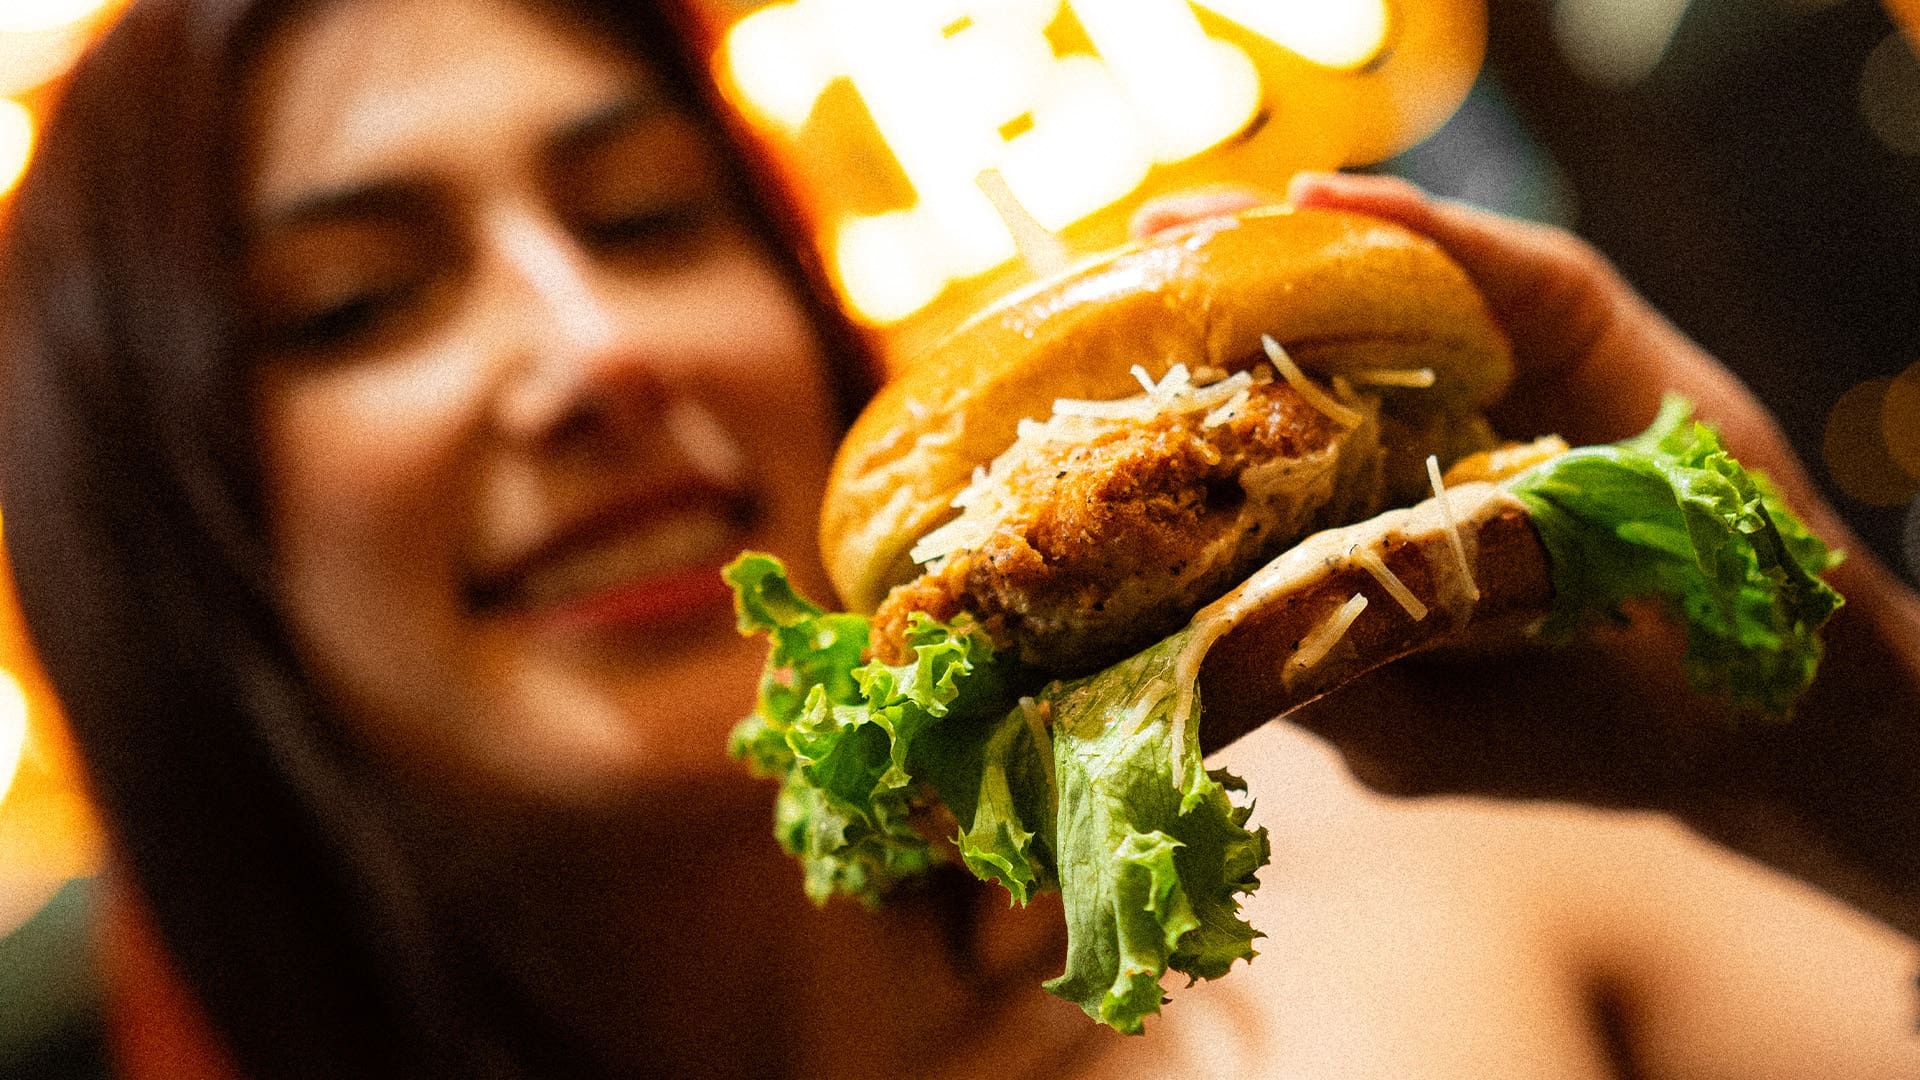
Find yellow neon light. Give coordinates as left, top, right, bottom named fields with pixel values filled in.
left=1194, top=0, right=1390, bottom=70
left=833, top=208, right=947, bottom=324
left=719, top=2, right=835, bottom=131
left=722, top=0, right=1414, bottom=325
left=0, top=100, right=34, bottom=199
left=0, top=0, right=111, bottom=34
left=1072, top=0, right=1262, bottom=162
left=0, top=669, right=27, bottom=808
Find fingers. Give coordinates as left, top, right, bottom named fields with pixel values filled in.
left=1286, top=173, right=1769, bottom=447
left=1285, top=172, right=1866, bottom=587
left=1287, top=171, right=1626, bottom=389
left=1128, top=186, right=1274, bottom=240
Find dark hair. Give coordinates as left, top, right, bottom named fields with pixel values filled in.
left=0, top=0, right=873, bottom=1075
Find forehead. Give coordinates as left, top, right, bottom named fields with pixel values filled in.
left=245, top=0, right=657, bottom=213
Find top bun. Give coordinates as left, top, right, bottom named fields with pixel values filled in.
left=821, top=205, right=1512, bottom=613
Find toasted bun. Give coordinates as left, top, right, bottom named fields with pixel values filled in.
left=823, top=206, right=1513, bottom=613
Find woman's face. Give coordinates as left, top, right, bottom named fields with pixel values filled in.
left=246, top=0, right=842, bottom=802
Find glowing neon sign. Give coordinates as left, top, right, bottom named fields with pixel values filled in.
left=710, top=0, right=1483, bottom=353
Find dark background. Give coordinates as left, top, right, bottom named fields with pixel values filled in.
left=1390, top=0, right=1920, bottom=586
left=2, top=2, right=1917, bottom=1075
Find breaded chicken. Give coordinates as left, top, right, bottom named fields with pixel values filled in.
left=874, top=375, right=1383, bottom=674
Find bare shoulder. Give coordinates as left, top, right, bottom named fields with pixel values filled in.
left=1532, top=807, right=1920, bottom=1080
left=1059, top=724, right=1624, bottom=1080
left=1058, top=723, right=1918, bottom=1080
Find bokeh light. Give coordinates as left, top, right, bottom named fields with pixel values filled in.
left=0, top=671, right=26, bottom=809
left=1860, top=30, right=1920, bottom=157
left=1905, top=494, right=1920, bottom=585
left=1824, top=374, right=1920, bottom=507
left=1553, top=0, right=1692, bottom=88
left=0, top=0, right=111, bottom=34
left=0, top=99, right=34, bottom=199
left=1884, top=360, right=1920, bottom=478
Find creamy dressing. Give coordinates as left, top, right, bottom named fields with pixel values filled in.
left=1164, top=482, right=1526, bottom=780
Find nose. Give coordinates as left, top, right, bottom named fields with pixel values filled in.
left=486, top=208, right=665, bottom=445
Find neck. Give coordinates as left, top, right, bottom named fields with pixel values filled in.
left=404, top=774, right=1089, bottom=1079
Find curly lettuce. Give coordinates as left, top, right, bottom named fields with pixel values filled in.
left=727, top=395, right=1843, bottom=1035
left=727, top=555, right=1265, bottom=1032
left=1037, top=629, right=1269, bottom=1033
left=1503, top=395, right=1842, bottom=714
left=726, top=554, right=1017, bottom=903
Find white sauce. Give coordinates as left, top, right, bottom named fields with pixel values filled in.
left=1163, top=481, right=1526, bottom=781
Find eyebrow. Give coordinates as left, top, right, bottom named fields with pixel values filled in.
left=252, top=91, right=673, bottom=234
left=549, top=91, right=673, bottom=167
left=255, top=183, right=432, bottom=233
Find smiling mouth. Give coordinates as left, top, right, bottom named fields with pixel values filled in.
left=466, top=489, right=762, bottom=619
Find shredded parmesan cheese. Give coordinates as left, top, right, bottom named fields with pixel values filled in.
left=910, top=364, right=1260, bottom=566
left=1426, top=455, right=1481, bottom=602
left=1262, top=335, right=1364, bottom=428
left=1288, top=593, right=1369, bottom=680
left=1203, top=387, right=1250, bottom=428
left=1352, top=367, right=1436, bottom=388
left=1352, top=546, right=1428, bottom=621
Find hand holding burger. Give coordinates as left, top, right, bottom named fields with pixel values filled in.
left=726, top=181, right=1866, bottom=1031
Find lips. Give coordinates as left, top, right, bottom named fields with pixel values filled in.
left=467, top=482, right=761, bottom=627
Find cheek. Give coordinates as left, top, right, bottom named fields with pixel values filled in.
left=261, top=358, right=478, bottom=620
left=257, top=357, right=489, bottom=764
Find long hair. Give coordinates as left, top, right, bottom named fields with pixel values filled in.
left=0, top=0, right=873, bottom=1075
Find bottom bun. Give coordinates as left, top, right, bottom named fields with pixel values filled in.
left=1196, top=490, right=1553, bottom=754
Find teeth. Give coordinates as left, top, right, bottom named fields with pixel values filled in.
left=515, top=513, right=731, bottom=608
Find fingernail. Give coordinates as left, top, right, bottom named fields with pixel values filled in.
left=1285, top=170, right=1340, bottom=204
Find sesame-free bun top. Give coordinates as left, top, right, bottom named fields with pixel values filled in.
left=822, top=205, right=1513, bottom=613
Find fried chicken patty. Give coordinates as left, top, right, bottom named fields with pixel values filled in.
left=874, top=376, right=1384, bottom=674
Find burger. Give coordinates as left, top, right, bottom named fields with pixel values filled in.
left=727, top=206, right=1842, bottom=1033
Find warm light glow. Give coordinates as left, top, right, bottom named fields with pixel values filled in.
left=0, top=99, right=34, bottom=199
left=0, top=670, right=27, bottom=809
left=833, top=210, right=947, bottom=324
left=721, top=2, right=836, bottom=131
left=0, top=0, right=110, bottom=33
left=1070, top=0, right=1262, bottom=161
left=719, top=0, right=1478, bottom=327
left=1195, top=0, right=1392, bottom=70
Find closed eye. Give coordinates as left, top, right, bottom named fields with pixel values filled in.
left=580, top=200, right=720, bottom=257
left=259, top=281, right=426, bottom=358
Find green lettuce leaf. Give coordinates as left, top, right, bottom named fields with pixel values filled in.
left=730, top=396, right=1838, bottom=1035
left=726, top=553, right=1018, bottom=905
left=914, top=701, right=1058, bottom=905
left=1503, top=395, right=1843, bottom=714
left=1037, top=629, right=1270, bottom=1034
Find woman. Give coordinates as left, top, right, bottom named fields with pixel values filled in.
left=4, top=0, right=1917, bottom=1077
left=4, top=0, right=904, bottom=1074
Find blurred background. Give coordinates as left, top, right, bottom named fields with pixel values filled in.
left=0, top=0, right=1915, bottom=1073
